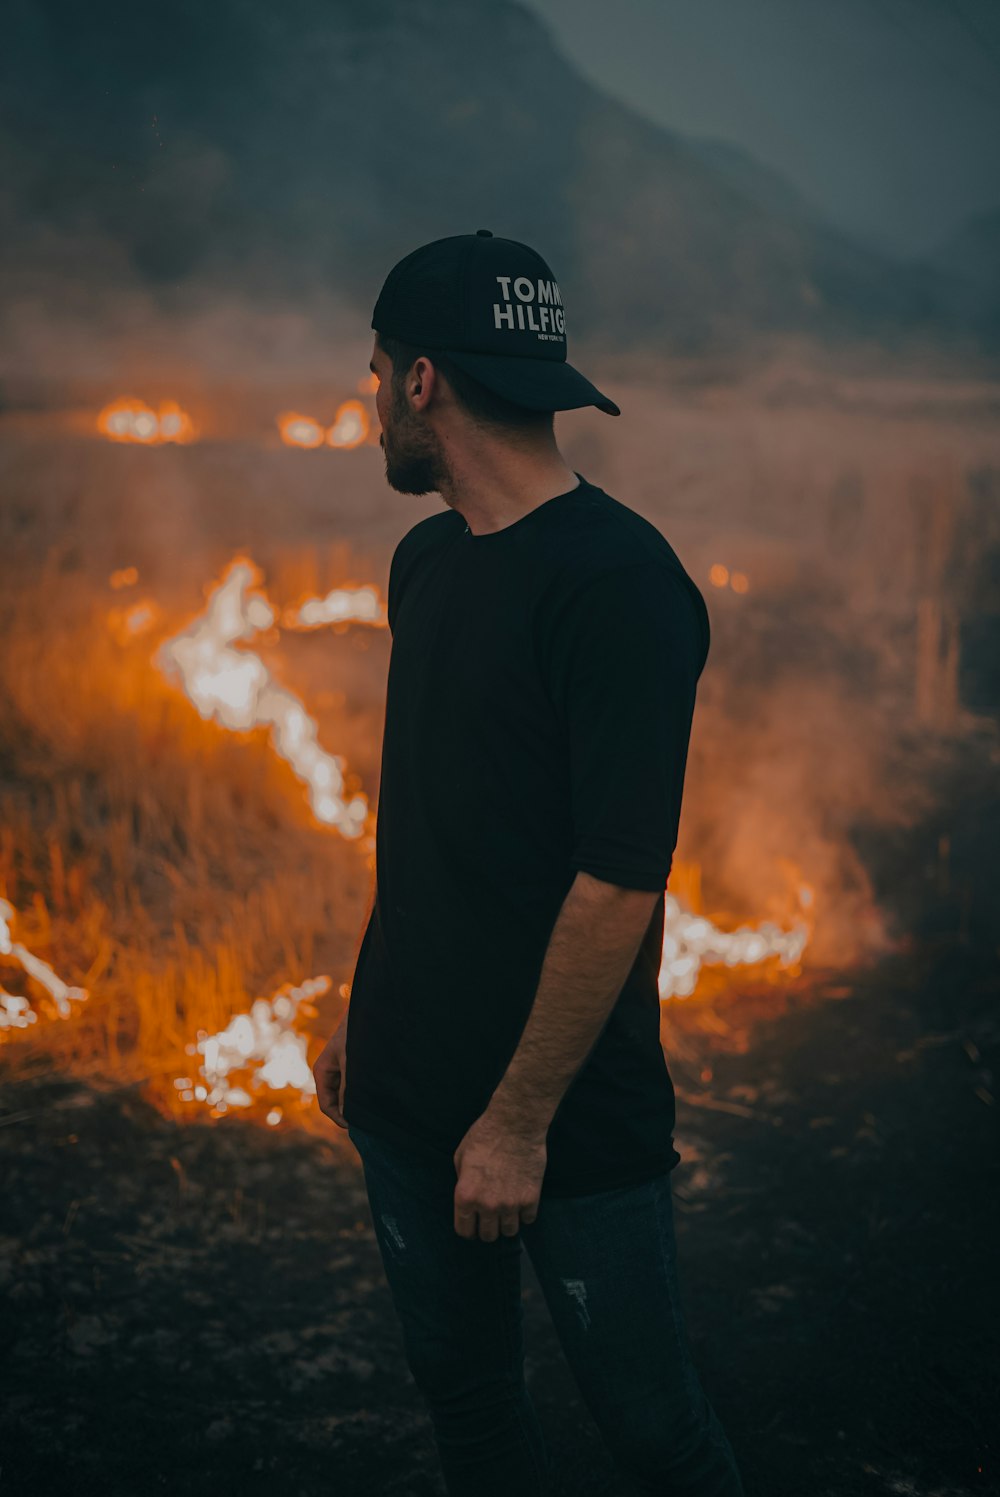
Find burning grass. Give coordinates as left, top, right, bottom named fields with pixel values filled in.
left=0, top=468, right=820, bottom=1132
left=10, top=364, right=993, bottom=1138
left=0, top=546, right=381, bottom=1137
left=1, top=376, right=997, bottom=1491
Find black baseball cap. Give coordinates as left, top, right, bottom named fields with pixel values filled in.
left=371, top=229, right=621, bottom=417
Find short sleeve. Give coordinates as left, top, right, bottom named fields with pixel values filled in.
left=387, top=540, right=403, bottom=635
left=386, top=528, right=417, bottom=635
left=544, top=560, right=709, bottom=892
left=387, top=512, right=464, bottom=635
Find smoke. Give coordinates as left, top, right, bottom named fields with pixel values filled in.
left=2, top=0, right=996, bottom=989
left=1, top=266, right=370, bottom=388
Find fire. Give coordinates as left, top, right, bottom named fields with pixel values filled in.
left=0, top=533, right=814, bottom=1135
left=708, top=564, right=751, bottom=595
left=156, top=556, right=369, bottom=835
left=327, top=399, right=369, bottom=449
left=278, top=400, right=371, bottom=450
left=283, top=584, right=386, bottom=631
left=709, top=563, right=750, bottom=593
left=176, top=974, right=331, bottom=1116
left=98, top=398, right=195, bottom=445
left=658, top=893, right=810, bottom=999
left=278, top=412, right=326, bottom=448
left=0, top=898, right=88, bottom=1034
left=107, top=598, right=159, bottom=643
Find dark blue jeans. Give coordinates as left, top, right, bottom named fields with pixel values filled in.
left=348, top=1121, right=746, bottom=1496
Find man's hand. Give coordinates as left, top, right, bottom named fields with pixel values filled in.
left=313, top=1013, right=349, bottom=1128
left=452, top=1109, right=547, bottom=1241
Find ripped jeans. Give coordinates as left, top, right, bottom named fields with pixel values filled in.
left=347, top=1122, right=746, bottom=1496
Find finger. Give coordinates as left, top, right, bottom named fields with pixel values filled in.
left=454, top=1181, right=479, bottom=1238
left=520, top=1204, right=539, bottom=1227
left=454, top=1204, right=477, bottom=1239
left=477, top=1210, right=499, bottom=1243
left=499, top=1211, right=521, bottom=1237
left=317, top=1065, right=340, bottom=1117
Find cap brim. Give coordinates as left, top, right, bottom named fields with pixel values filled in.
left=438, top=349, right=621, bottom=417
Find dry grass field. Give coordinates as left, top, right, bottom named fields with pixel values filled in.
left=2, top=341, right=998, bottom=1495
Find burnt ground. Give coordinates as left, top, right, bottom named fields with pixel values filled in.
left=1, top=727, right=998, bottom=1497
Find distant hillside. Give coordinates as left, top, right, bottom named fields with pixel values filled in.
left=920, top=207, right=1000, bottom=343
left=0, top=0, right=987, bottom=361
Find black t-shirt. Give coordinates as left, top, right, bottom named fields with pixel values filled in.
left=343, top=473, right=710, bottom=1196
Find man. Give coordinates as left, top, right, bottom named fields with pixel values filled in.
left=314, top=230, right=745, bottom=1496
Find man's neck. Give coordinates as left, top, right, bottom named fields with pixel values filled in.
left=442, top=459, right=581, bottom=537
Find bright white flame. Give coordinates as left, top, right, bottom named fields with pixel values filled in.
left=658, top=894, right=809, bottom=1000
left=156, top=559, right=369, bottom=834
left=284, top=584, right=386, bottom=631
left=98, top=399, right=194, bottom=444
left=326, top=400, right=368, bottom=449
left=0, top=898, right=89, bottom=1031
left=279, top=415, right=326, bottom=449
left=180, top=975, right=331, bottom=1111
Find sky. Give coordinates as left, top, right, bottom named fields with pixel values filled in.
left=519, top=0, right=1000, bottom=259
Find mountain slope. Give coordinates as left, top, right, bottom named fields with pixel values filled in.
left=0, top=0, right=981, bottom=358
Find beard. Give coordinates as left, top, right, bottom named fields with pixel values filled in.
left=380, top=384, right=449, bottom=496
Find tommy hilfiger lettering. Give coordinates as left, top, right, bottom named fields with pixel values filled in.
left=492, top=277, right=566, bottom=341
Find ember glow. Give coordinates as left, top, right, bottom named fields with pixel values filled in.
left=709, top=563, right=749, bottom=593
left=107, top=597, right=159, bottom=643
left=176, top=974, right=331, bottom=1116
left=98, top=398, right=195, bottom=445
left=0, top=898, right=89, bottom=1034
left=156, top=556, right=369, bottom=835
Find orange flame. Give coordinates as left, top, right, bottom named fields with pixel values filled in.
left=0, top=898, right=89, bottom=1034
left=708, top=563, right=750, bottom=594
left=98, top=399, right=195, bottom=445
left=278, top=400, right=370, bottom=450
left=277, top=412, right=326, bottom=448
left=658, top=891, right=811, bottom=999
left=107, top=598, right=159, bottom=644
left=176, top=974, right=331, bottom=1116
left=282, top=583, right=387, bottom=631
left=156, top=557, right=369, bottom=835
left=326, top=399, right=369, bottom=449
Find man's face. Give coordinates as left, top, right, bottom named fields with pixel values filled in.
left=369, top=340, right=447, bottom=497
